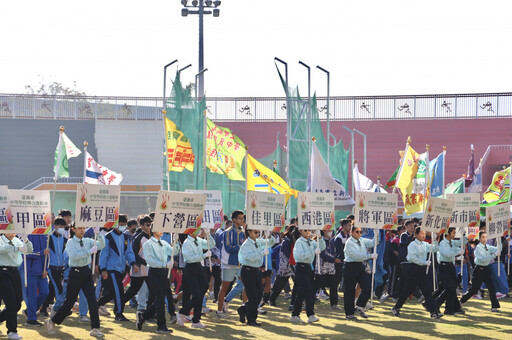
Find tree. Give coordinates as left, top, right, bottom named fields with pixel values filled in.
left=25, top=82, right=87, bottom=97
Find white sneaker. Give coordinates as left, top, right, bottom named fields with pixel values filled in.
left=201, top=306, right=211, bottom=313
left=223, top=301, right=230, bottom=313
left=379, top=293, right=389, bottom=303
left=72, top=302, right=80, bottom=313
left=496, top=292, right=506, bottom=300
left=284, top=293, right=292, bottom=299
left=191, top=322, right=207, bottom=329
left=79, top=315, right=90, bottom=322
left=317, top=291, right=329, bottom=300
left=50, top=307, right=56, bottom=318
left=177, top=313, right=186, bottom=326
left=307, top=315, right=319, bottom=323
left=90, top=328, right=104, bottom=338
left=98, top=306, right=110, bottom=316
left=215, top=311, right=227, bottom=319
left=330, top=305, right=343, bottom=310
left=44, top=319, right=56, bottom=335
left=7, top=332, right=23, bottom=340
left=289, top=316, right=304, bottom=323
left=472, top=293, right=483, bottom=300
left=355, top=306, right=368, bottom=318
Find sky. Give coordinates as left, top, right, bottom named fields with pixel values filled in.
left=2, top=0, right=512, bottom=98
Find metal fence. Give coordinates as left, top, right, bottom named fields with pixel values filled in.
left=1, top=92, right=511, bottom=122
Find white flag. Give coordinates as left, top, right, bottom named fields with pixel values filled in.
left=353, top=163, right=387, bottom=193
left=84, top=151, right=123, bottom=185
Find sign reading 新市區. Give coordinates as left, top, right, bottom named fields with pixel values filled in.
left=8, top=189, right=51, bottom=234
left=75, top=184, right=120, bottom=229
left=297, top=192, right=335, bottom=230
left=152, top=191, right=207, bottom=234
left=486, top=203, right=510, bottom=240
left=246, top=190, right=285, bottom=232
left=354, top=191, right=398, bottom=230
left=185, top=190, right=224, bottom=229
left=446, top=193, right=481, bottom=239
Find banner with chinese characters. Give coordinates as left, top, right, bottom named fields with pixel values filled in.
left=297, top=192, right=335, bottom=230
left=75, top=184, right=120, bottom=229
left=185, top=190, right=223, bottom=229
left=152, top=191, right=207, bottom=234
left=0, top=186, right=13, bottom=231
left=422, top=197, right=455, bottom=234
left=8, top=190, right=51, bottom=234
left=447, top=193, right=481, bottom=239
left=486, top=203, right=510, bottom=240
left=354, top=191, right=398, bottom=230
left=246, top=191, right=286, bottom=232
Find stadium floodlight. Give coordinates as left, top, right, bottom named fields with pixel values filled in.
left=213, top=9, right=220, bottom=17
left=181, top=0, right=188, bottom=6
left=181, top=8, right=189, bottom=16
left=214, top=0, right=221, bottom=6
left=205, top=0, right=213, bottom=6
left=192, top=0, right=198, bottom=6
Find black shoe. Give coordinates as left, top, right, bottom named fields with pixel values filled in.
left=25, top=320, right=43, bottom=326
left=156, top=327, right=173, bottom=333
left=115, top=313, right=129, bottom=322
left=454, top=309, right=466, bottom=315
left=288, top=305, right=294, bottom=311
left=431, top=312, right=443, bottom=319
left=136, top=311, right=145, bottom=330
left=391, top=308, right=400, bottom=317
left=269, top=301, right=276, bottom=307
left=39, top=310, right=50, bottom=317
left=247, top=321, right=262, bottom=326
left=237, top=306, right=246, bottom=323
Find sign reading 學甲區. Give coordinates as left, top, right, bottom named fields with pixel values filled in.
left=486, top=203, right=510, bottom=240
left=446, top=193, right=481, bottom=239
left=246, top=191, right=285, bottom=232
left=422, top=197, right=455, bottom=234
left=8, top=189, right=51, bottom=234
left=152, top=191, right=207, bottom=234
left=0, top=186, right=13, bottom=231
left=75, top=184, right=120, bottom=229
left=297, top=192, right=335, bottom=231
left=354, top=191, right=398, bottom=230
left=185, top=190, right=224, bottom=229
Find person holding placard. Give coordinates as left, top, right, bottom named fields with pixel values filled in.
left=0, top=233, right=33, bottom=340
left=45, top=225, right=105, bottom=338
left=460, top=231, right=501, bottom=312
left=343, top=225, right=378, bottom=320
left=289, top=229, right=326, bottom=324
left=391, top=227, right=442, bottom=319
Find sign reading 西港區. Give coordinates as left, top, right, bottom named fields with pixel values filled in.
left=297, top=192, right=335, bottom=231
left=152, top=191, right=207, bottom=234
left=185, top=190, right=223, bottom=229
left=75, top=184, right=120, bottom=229
left=246, top=191, right=285, bottom=232
left=354, top=191, right=398, bottom=230
left=0, top=186, right=13, bottom=231
left=486, top=203, right=510, bottom=240
left=8, top=189, right=51, bottom=234
left=446, top=193, right=481, bottom=239
left=422, top=197, right=455, bottom=234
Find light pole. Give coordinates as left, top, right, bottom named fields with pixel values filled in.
left=299, top=61, right=311, bottom=159
left=195, top=68, right=208, bottom=102
left=178, top=64, right=192, bottom=77
left=181, top=0, right=221, bottom=100
left=195, top=68, right=209, bottom=190
left=163, top=60, right=178, bottom=112
left=316, top=65, right=330, bottom=165
left=274, top=57, right=290, bottom=187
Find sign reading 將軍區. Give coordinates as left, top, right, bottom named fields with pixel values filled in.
left=246, top=191, right=285, bottom=232
left=446, top=193, right=481, bottom=239
left=297, top=192, right=335, bottom=230
left=0, top=186, right=13, bottom=231
left=152, top=191, right=207, bottom=234
left=75, top=184, right=120, bottom=229
left=486, top=203, right=510, bottom=240
left=422, top=197, right=455, bottom=234
left=185, top=190, right=224, bottom=229
left=8, top=189, right=51, bottom=234
left=354, top=191, right=398, bottom=230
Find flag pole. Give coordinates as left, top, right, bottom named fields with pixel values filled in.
left=370, top=227, right=378, bottom=309
left=83, top=141, right=88, bottom=182
left=392, top=136, right=411, bottom=194
left=508, top=162, right=511, bottom=276
left=311, top=137, right=321, bottom=274
left=168, top=233, right=176, bottom=279
left=162, top=111, right=171, bottom=191
left=203, top=110, right=207, bottom=190
left=24, top=233, right=28, bottom=287
left=244, top=145, right=249, bottom=210
left=264, top=230, right=269, bottom=271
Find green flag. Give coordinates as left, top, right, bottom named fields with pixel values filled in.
left=385, top=166, right=400, bottom=189
left=445, top=177, right=465, bottom=194
left=53, top=132, right=81, bottom=178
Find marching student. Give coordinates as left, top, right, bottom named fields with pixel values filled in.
left=316, top=229, right=341, bottom=309
left=269, top=225, right=298, bottom=307
left=343, top=225, right=378, bottom=320
left=176, top=230, right=215, bottom=329
left=0, top=233, right=33, bottom=340
left=289, top=229, right=326, bottom=324
left=460, top=231, right=501, bottom=312
left=45, top=225, right=105, bottom=338
left=392, top=227, right=442, bottom=318
left=333, top=219, right=351, bottom=297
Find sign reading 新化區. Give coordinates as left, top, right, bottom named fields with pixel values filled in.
left=422, top=197, right=455, bottom=234
left=354, top=191, right=398, bottom=230
left=185, top=190, right=224, bottom=229
left=297, top=192, right=335, bottom=231
left=446, top=193, right=481, bottom=239
left=152, top=191, right=207, bottom=234
left=0, top=186, right=13, bottom=231
left=8, top=189, right=51, bottom=234
left=486, top=203, right=510, bottom=240
left=75, top=184, right=120, bottom=229
left=246, top=191, right=285, bottom=232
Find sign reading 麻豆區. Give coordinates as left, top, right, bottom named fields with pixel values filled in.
left=246, top=191, right=285, bottom=232
left=422, top=197, right=455, bottom=234
left=152, top=191, right=207, bottom=234
left=75, top=184, right=120, bottom=229
left=185, top=190, right=223, bottom=229
left=8, top=189, right=51, bottom=234
left=354, top=191, right=398, bottom=230
left=297, top=192, right=335, bottom=230
left=486, top=203, right=510, bottom=240
left=446, top=193, right=481, bottom=239
left=0, top=186, right=13, bottom=231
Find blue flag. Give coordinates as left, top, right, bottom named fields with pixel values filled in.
left=429, top=151, right=445, bottom=198
left=362, top=228, right=387, bottom=287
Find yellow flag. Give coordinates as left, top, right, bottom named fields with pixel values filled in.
left=396, top=144, right=420, bottom=191
left=164, top=117, right=195, bottom=172
left=247, top=154, right=298, bottom=204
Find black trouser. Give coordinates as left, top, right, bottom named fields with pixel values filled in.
left=388, top=264, right=400, bottom=298
left=97, top=270, right=125, bottom=315
left=334, top=262, right=344, bottom=293
left=51, top=266, right=100, bottom=329
left=207, top=265, right=222, bottom=300
left=122, top=276, right=149, bottom=305
left=143, top=268, right=168, bottom=329
left=240, top=266, right=262, bottom=323
left=394, top=263, right=439, bottom=314
left=179, top=263, right=208, bottom=323
left=292, top=263, right=315, bottom=317
left=0, top=267, right=23, bottom=333
left=343, top=262, right=371, bottom=316
left=42, top=266, right=64, bottom=312
left=435, top=262, right=461, bottom=314
left=460, top=265, right=500, bottom=308
left=314, top=273, right=338, bottom=306
left=269, top=275, right=293, bottom=303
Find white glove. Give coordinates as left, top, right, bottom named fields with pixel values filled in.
left=314, top=248, right=321, bottom=255
left=93, top=227, right=100, bottom=234
left=18, top=244, right=27, bottom=253
left=203, top=250, right=212, bottom=258
left=458, top=248, right=465, bottom=255
left=495, top=251, right=501, bottom=257
left=425, top=260, right=431, bottom=266
left=263, top=248, right=269, bottom=256
left=88, top=246, right=98, bottom=254
left=166, top=260, right=174, bottom=269
left=370, top=253, right=378, bottom=260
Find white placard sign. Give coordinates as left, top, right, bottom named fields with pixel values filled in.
left=354, top=191, right=398, bottom=230
left=0, top=186, right=12, bottom=231
left=486, top=203, right=510, bottom=240
left=75, top=184, right=121, bottom=229
left=446, top=193, right=481, bottom=239
left=422, top=197, right=455, bottom=234
left=246, top=191, right=286, bottom=232
left=152, top=191, right=207, bottom=234
left=185, top=190, right=224, bottom=229
left=297, top=192, right=335, bottom=230
left=8, top=189, right=52, bottom=234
